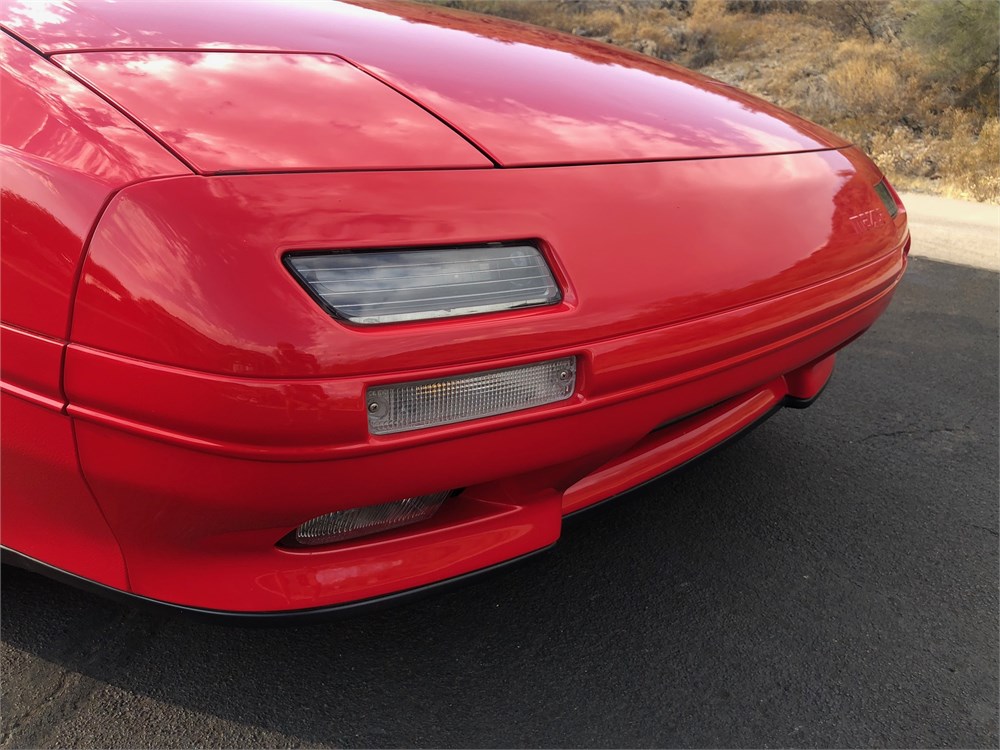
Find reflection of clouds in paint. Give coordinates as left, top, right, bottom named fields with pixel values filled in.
left=4, top=0, right=72, bottom=30
left=7, top=0, right=844, bottom=168
left=3, top=0, right=196, bottom=49
left=712, top=116, right=820, bottom=156
left=1, top=35, right=183, bottom=183
left=60, top=51, right=488, bottom=172
left=365, top=35, right=836, bottom=164
left=1, top=0, right=342, bottom=51
left=394, top=83, right=810, bottom=162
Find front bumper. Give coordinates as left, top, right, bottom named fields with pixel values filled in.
left=2, top=147, right=910, bottom=615
left=56, top=247, right=903, bottom=614
left=2, top=360, right=794, bottom=623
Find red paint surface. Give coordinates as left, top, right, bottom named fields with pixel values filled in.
left=7, top=0, right=846, bottom=166
left=1, top=394, right=129, bottom=589
left=56, top=51, right=491, bottom=173
left=0, top=33, right=184, bottom=584
left=0, top=1, right=908, bottom=612
left=70, top=149, right=903, bottom=379
left=0, top=34, right=186, bottom=337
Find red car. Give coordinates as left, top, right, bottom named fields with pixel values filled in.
left=0, top=0, right=908, bottom=619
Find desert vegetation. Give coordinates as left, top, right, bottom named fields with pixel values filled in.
left=425, top=0, right=999, bottom=202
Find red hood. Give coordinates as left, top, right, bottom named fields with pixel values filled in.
left=3, top=0, right=849, bottom=170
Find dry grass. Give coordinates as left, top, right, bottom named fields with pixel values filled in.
left=425, top=0, right=1000, bottom=203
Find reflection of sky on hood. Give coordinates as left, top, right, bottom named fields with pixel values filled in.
left=2, top=0, right=396, bottom=51
left=1, top=35, right=184, bottom=184
left=5, top=0, right=72, bottom=30
left=11, top=0, right=845, bottom=168
left=58, top=51, right=489, bottom=173
left=362, top=35, right=837, bottom=165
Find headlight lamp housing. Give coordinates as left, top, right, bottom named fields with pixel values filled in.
left=285, top=242, right=562, bottom=325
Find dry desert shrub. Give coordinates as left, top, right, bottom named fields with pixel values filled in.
left=829, top=44, right=908, bottom=120
left=934, top=112, right=1000, bottom=203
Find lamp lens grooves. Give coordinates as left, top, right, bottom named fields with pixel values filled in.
left=367, top=356, right=577, bottom=434
left=286, top=243, right=561, bottom=324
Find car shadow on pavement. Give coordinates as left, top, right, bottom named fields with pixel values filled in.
left=2, top=258, right=998, bottom=749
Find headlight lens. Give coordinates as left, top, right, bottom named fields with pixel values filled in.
left=286, top=242, right=561, bottom=325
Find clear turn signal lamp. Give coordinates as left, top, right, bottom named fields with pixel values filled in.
left=873, top=179, right=900, bottom=218
left=290, top=491, right=451, bottom=547
left=367, top=356, right=577, bottom=435
left=285, top=242, right=561, bottom=324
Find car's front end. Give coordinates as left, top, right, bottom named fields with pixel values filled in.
left=0, top=0, right=907, bottom=617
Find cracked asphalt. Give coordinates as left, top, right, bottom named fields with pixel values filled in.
left=2, top=250, right=998, bottom=747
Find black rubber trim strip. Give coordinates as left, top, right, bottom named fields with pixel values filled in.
left=0, top=544, right=554, bottom=626
left=784, top=378, right=830, bottom=409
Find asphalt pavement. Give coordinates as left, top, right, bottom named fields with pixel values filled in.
left=2, top=204, right=998, bottom=747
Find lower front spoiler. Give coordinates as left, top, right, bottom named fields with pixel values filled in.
left=1, top=543, right=555, bottom=626
left=2, top=387, right=810, bottom=624
left=564, top=386, right=819, bottom=521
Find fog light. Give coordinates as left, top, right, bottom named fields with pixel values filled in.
left=291, top=492, right=450, bottom=546
left=367, top=356, right=577, bottom=435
